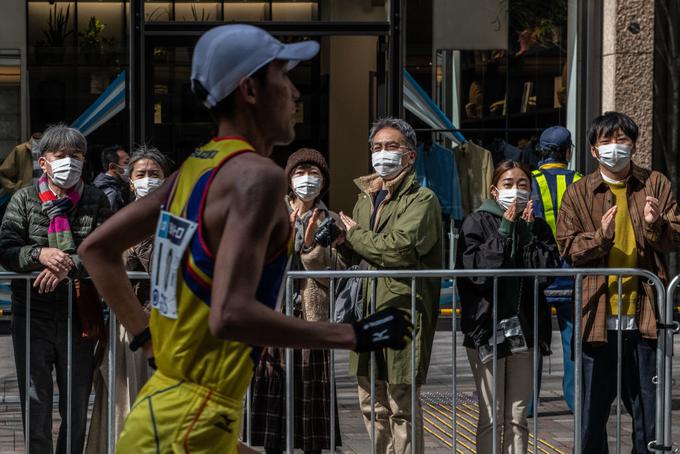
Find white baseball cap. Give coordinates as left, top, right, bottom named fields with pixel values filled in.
left=191, top=24, right=320, bottom=108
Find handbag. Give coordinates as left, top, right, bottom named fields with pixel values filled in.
left=333, top=265, right=365, bottom=324
left=74, top=279, right=105, bottom=342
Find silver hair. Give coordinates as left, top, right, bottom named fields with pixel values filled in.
left=368, top=117, right=417, bottom=151
left=128, top=145, right=172, bottom=176
left=35, top=124, right=87, bottom=156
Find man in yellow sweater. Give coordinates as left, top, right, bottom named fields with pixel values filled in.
left=556, top=111, right=680, bottom=452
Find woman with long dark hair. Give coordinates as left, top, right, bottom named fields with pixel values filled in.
left=458, top=160, right=559, bottom=453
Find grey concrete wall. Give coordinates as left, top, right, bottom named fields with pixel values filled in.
left=0, top=0, right=26, bottom=52
left=601, top=0, right=655, bottom=169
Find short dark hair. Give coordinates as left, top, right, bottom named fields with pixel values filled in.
left=587, top=111, right=639, bottom=146
left=101, top=145, right=125, bottom=172
left=492, top=160, right=532, bottom=188
left=194, top=63, right=270, bottom=122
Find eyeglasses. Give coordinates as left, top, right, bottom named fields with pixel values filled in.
left=370, top=141, right=410, bottom=153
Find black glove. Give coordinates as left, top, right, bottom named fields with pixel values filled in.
left=352, top=307, right=413, bottom=353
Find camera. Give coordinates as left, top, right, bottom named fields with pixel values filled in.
left=314, top=217, right=342, bottom=247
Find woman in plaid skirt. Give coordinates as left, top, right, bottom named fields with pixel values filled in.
left=248, top=148, right=343, bottom=454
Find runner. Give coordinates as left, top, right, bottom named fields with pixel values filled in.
left=78, top=24, right=412, bottom=453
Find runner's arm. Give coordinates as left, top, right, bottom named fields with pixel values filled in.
left=208, top=166, right=357, bottom=350
left=78, top=175, right=175, bottom=337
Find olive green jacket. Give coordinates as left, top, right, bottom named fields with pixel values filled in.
left=344, top=168, right=442, bottom=384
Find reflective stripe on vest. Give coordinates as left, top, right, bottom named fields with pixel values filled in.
left=533, top=170, right=583, bottom=237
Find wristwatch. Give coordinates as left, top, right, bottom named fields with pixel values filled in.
left=30, top=247, right=42, bottom=263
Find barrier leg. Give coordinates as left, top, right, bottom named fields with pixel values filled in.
left=286, top=277, right=294, bottom=454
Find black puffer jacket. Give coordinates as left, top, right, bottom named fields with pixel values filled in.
left=93, top=172, right=129, bottom=212
left=0, top=183, right=111, bottom=319
left=457, top=199, right=559, bottom=358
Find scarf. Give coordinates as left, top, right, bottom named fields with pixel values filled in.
left=37, top=173, right=83, bottom=253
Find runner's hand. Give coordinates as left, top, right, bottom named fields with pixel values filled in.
left=352, top=307, right=413, bottom=352
left=601, top=206, right=617, bottom=240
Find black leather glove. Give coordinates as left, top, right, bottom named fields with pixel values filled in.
left=352, top=307, right=413, bottom=353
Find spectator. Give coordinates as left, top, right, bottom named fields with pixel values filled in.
left=339, top=118, right=442, bottom=454
left=556, top=111, right=680, bottom=452
left=0, top=124, right=111, bottom=453
left=250, top=148, right=343, bottom=454
left=529, top=126, right=581, bottom=414
left=458, top=160, right=559, bottom=453
left=0, top=132, right=43, bottom=220
left=93, top=145, right=130, bottom=212
left=85, top=145, right=171, bottom=453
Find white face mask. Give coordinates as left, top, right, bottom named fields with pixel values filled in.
left=48, top=157, right=83, bottom=189
left=372, top=151, right=404, bottom=179
left=133, top=177, right=163, bottom=199
left=597, top=143, right=632, bottom=173
left=496, top=188, right=530, bottom=212
left=292, top=175, right=322, bottom=202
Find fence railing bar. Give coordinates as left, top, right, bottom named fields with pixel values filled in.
left=574, top=274, right=583, bottom=454
left=533, top=276, right=539, bottom=454
left=663, top=275, right=680, bottom=450
left=285, top=277, right=294, bottom=454
left=330, top=277, right=336, bottom=452
left=67, top=280, right=73, bottom=454
left=492, top=276, right=498, bottom=454
left=616, top=275, right=623, bottom=454
left=451, top=277, right=457, bottom=454
left=411, top=277, right=417, bottom=454
left=24, top=278, right=31, bottom=454
left=107, top=312, right=117, bottom=454
left=370, top=277, right=377, bottom=454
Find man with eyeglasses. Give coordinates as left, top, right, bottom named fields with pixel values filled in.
left=339, top=117, right=442, bottom=454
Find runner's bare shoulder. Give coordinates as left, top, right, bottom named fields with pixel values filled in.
left=202, top=152, right=288, bottom=253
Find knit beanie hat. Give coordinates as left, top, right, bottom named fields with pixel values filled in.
left=285, top=148, right=330, bottom=195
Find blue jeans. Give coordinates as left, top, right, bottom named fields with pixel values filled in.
left=529, top=301, right=575, bottom=415
left=581, top=330, right=656, bottom=453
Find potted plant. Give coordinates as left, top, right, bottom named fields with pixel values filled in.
left=35, top=4, right=73, bottom=64
left=79, top=16, right=115, bottom=65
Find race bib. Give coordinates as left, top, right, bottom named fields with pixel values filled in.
left=150, top=210, right=198, bottom=319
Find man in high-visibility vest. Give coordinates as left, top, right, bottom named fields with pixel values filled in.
left=530, top=126, right=581, bottom=414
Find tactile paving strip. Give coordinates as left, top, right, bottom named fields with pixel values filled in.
left=421, top=392, right=567, bottom=454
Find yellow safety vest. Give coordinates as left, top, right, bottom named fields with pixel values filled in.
left=532, top=167, right=582, bottom=237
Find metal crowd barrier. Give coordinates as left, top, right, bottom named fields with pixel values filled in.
left=662, top=275, right=680, bottom=453
left=0, top=271, right=149, bottom=454
left=264, top=267, right=672, bottom=454
left=0, top=269, right=675, bottom=453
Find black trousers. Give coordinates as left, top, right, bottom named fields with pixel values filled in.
left=12, top=313, right=96, bottom=454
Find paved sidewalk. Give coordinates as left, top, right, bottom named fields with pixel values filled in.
left=0, top=329, right=678, bottom=453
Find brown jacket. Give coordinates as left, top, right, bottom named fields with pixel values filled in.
left=556, top=165, right=680, bottom=343
left=0, top=141, right=34, bottom=194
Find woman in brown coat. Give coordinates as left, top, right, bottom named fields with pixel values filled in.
left=249, top=148, right=343, bottom=454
